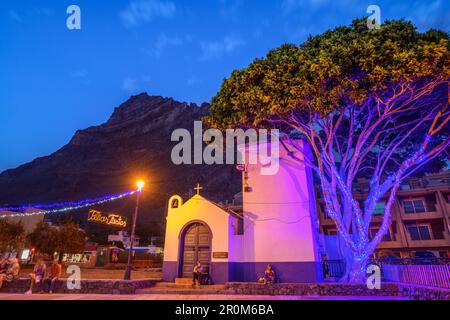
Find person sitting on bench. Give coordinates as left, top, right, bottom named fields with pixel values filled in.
left=263, top=264, right=275, bottom=284
left=192, top=261, right=203, bottom=286
left=25, top=258, right=46, bottom=294
left=0, top=258, right=20, bottom=289
left=0, top=258, right=9, bottom=275
left=45, top=259, right=62, bottom=294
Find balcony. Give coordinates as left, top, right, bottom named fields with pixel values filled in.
left=376, top=239, right=404, bottom=249
left=399, top=176, right=450, bottom=190
left=405, top=232, right=450, bottom=248
left=401, top=210, right=443, bottom=221
left=400, top=202, right=443, bottom=220
left=407, top=238, right=450, bottom=248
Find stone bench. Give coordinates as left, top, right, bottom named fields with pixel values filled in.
left=0, top=278, right=158, bottom=295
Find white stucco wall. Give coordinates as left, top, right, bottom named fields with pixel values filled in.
left=163, top=194, right=230, bottom=263
left=239, top=140, right=320, bottom=263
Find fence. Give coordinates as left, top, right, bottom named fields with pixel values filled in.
left=323, top=260, right=346, bottom=279
left=382, top=264, right=450, bottom=289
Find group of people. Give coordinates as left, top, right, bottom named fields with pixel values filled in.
left=0, top=257, right=62, bottom=294
left=25, top=258, right=62, bottom=294
left=0, top=258, right=21, bottom=289
left=192, top=261, right=276, bottom=285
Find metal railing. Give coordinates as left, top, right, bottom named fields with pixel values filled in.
left=321, top=258, right=450, bottom=282
left=382, top=264, right=450, bottom=289
left=402, top=202, right=437, bottom=213
left=370, top=257, right=450, bottom=265
left=322, top=260, right=346, bottom=279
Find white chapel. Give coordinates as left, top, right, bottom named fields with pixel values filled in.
left=162, top=141, right=323, bottom=284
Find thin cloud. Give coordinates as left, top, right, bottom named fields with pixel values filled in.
left=281, top=0, right=339, bottom=14
left=219, top=0, right=242, bottom=20
left=9, top=10, right=23, bottom=23
left=200, top=36, right=245, bottom=61
left=400, top=0, right=449, bottom=31
left=70, top=69, right=89, bottom=78
left=153, top=34, right=184, bottom=57
left=33, top=7, right=53, bottom=16
left=187, top=75, right=200, bottom=86
left=122, top=78, right=138, bottom=92
left=122, top=76, right=151, bottom=92
left=119, top=0, right=176, bottom=27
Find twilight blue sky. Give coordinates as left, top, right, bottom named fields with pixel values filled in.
left=0, top=0, right=449, bottom=172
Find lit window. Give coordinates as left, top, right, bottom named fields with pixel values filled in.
left=373, top=202, right=386, bottom=216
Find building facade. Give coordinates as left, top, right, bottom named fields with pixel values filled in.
left=162, top=141, right=322, bottom=284
left=317, top=171, right=450, bottom=259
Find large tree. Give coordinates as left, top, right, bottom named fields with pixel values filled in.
left=0, top=220, right=26, bottom=258
left=205, top=19, right=449, bottom=282
left=29, top=221, right=86, bottom=262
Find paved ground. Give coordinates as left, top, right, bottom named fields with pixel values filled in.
left=0, top=293, right=408, bottom=300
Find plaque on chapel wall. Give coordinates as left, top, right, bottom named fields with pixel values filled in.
left=213, top=252, right=228, bottom=259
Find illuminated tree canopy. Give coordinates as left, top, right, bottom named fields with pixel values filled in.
left=206, top=19, right=449, bottom=282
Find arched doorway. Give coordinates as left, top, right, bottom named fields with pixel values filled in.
left=179, top=222, right=212, bottom=278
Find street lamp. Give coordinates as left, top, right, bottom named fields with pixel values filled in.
left=124, top=180, right=145, bottom=280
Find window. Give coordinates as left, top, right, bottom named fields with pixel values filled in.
left=235, top=218, right=244, bottom=235
left=403, top=199, right=426, bottom=213
left=373, top=202, right=386, bottom=216
left=327, top=228, right=338, bottom=236
left=369, top=228, right=392, bottom=241
left=171, top=199, right=179, bottom=208
left=407, top=225, right=432, bottom=241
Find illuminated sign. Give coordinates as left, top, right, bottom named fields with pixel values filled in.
left=88, top=210, right=127, bottom=228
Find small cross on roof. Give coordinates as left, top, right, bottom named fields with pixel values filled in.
left=194, top=183, right=203, bottom=195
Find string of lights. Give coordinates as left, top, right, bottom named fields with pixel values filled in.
left=0, top=190, right=138, bottom=211
left=0, top=190, right=137, bottom=219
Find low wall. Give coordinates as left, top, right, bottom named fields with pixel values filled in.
left=2, top=279, right=448, bottom=299
left=0, top=278, right=158, bottom=295
left=397, top=283, right=450, bottom=300
left=224, top=282, right=450, bottom=300
left=225, top=282, right=399, bottom=296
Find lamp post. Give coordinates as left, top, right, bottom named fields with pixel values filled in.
left=124, top=180, right=145, bottom=280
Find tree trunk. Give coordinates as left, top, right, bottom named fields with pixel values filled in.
left=348, top=255, right=369, bottom=283
left=337, top=235, right=353, bottom=282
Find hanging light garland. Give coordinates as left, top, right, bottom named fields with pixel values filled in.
left=0, top=190, right=139, bottom=211
left=0, top=190, right=137, bottom=219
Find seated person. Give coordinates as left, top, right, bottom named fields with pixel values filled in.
left=263, top=264, right=275, bottom=284
left=0, top=259, right=9, bottom=275
left=192, top=261, right=203, bottom=286
left=45, top=259, right=62, bottom=294
left=25, top=258, right=47, bottom=294
left=0, top=258, right=20, bottom=289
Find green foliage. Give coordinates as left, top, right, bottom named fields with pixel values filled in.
left=206, top=19, right=449, bottom=282
left=206, top=19, right=449, bottom=129
left=0, top=219, right=26, bottom=256
left=28, top=221, right=86, bottom=259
